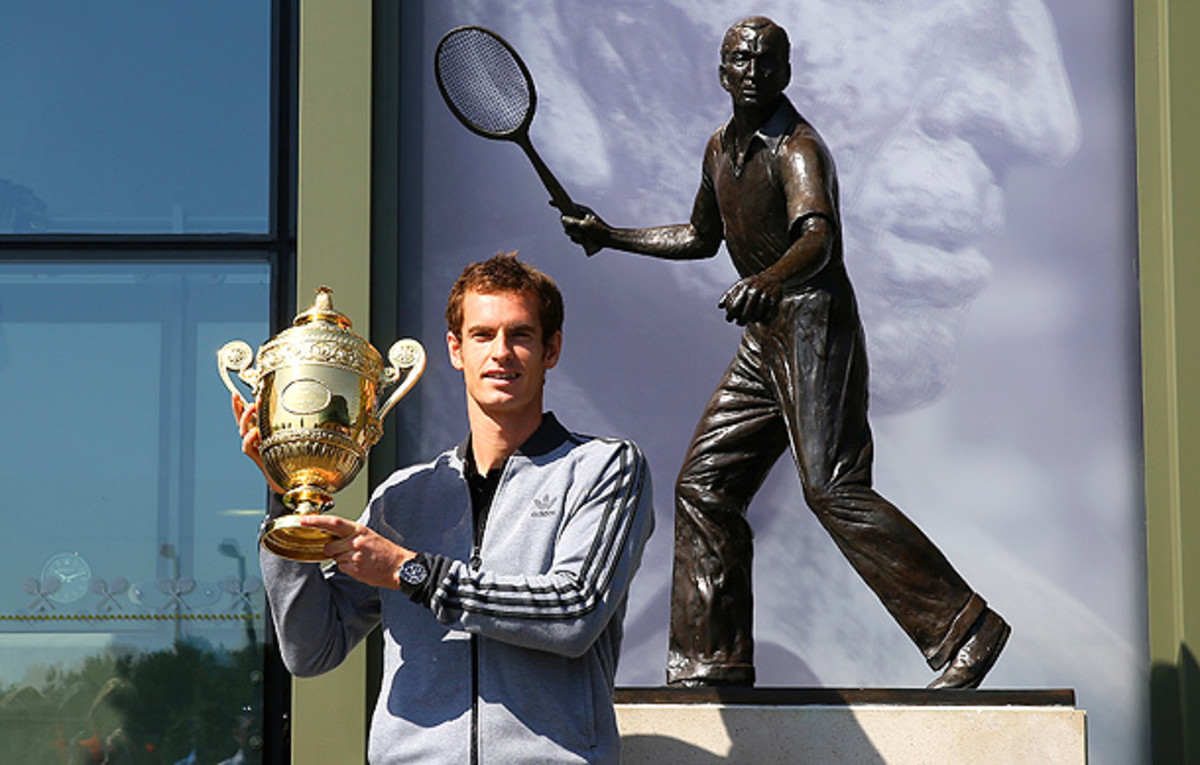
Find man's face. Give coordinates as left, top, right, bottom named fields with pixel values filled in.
left=447, top=288, right=561, bottom=419
left=720, top=26, right=789, bottom=109
left=430, top=0, right=1080, bottom=412
left=801, top=0, right=1079, bottom=410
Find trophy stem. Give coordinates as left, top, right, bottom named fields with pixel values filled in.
left=282, top=487, right=335, bottom=514
left=261, top=488, right=338, bottom=562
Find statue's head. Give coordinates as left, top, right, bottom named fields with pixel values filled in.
left=719, top=16, right=791, bottom=109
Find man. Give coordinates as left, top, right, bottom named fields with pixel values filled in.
left=562, top=16, right=1006, bottom=689
left=233, top=253, right=654, bottom=763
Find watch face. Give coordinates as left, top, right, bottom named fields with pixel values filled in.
left=399, top=559, right=429, bottom=588
left=41, top=553, right=91, bottom=604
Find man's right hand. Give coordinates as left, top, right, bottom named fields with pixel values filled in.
left=232, top=392, right=287, bottom=495
left=560, top=205, right=609, bottom=255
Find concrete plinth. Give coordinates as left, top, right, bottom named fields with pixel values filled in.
left=615, top=688, right=1085, bottom=764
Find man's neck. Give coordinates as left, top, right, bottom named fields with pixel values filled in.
left=467, top=406, right=544, bottom=473
left=729, top=96, right=782, bottom=150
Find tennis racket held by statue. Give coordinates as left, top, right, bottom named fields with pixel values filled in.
left=435, top=25, right=600, bottom=256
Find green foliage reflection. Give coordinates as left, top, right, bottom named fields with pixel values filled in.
left=0, top=640, right=263, bottom=764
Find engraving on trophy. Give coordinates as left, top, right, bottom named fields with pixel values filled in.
left=280, top=378, right=333, bottom=416
left=218, top=286, right=426, bottom=562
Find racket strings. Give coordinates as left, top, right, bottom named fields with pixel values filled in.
left=437, top=29, right=532, bottom=136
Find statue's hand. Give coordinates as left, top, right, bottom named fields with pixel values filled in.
left=718, top=273, right=783, bottom=326
left=560, top=204, right=608, bottom=256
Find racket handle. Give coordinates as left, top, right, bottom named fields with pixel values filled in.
left=519, top=138, right=598, bottom=255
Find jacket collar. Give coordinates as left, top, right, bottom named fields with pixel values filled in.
left=455, top=411, right=570, bottom=464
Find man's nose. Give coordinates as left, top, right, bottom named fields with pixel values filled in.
left=917, top=0, right=1080, bottom=170
left=490, top=332, right=515, bottom=360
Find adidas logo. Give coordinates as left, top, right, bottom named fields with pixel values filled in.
left=531, top=494, right=556, bottom=518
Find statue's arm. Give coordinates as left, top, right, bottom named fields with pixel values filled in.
left=718, top=137, right=837, bottom=326
left=717, top=214, right=834, bottom=325
left=561, top=136, right=724, bottom=260
left=561, top=186, right=721, bottom=260
left=759, top=213, right=835, bottom=286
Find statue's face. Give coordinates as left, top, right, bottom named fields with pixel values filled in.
left=719, top=25, right=789, bottom=109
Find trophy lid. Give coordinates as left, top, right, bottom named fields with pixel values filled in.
left=252, top=286, right=383, bottom=379
left=293, top=286, right=353, bottom=330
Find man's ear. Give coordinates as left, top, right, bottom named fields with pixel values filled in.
left=447, top=331, right=464, bottom=370
left=719, top=64, right=731, bottom=94
left=542, top=331, right=562, bottom=370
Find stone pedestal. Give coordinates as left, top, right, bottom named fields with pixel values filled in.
left=615, top=688, right=1085, bottom=764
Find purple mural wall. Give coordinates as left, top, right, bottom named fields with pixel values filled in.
left=403, top=2, right=1142, bottom=760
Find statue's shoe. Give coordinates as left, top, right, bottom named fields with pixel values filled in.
left=927, top=609, right=1011, bottom=690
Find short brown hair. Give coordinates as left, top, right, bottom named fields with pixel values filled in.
left=445, top=252, right=564, bottom=342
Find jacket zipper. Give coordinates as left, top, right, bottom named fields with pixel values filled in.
left=467, top=459, right=504, bottom=764
left=469, top=484, right=489, bottom=765
left=470, top=487, right=487, bottom=764
left=471, top=634, right=479, bottom=765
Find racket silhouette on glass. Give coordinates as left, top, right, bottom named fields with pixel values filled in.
left=435, top=25, right=599, bottom=256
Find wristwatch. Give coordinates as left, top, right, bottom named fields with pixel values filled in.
left=397, top=556, right=430, bottom=594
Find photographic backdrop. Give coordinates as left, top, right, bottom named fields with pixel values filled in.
left=398, top=2, right=1142, bottom=761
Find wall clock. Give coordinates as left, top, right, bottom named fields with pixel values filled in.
left=41, top=552, right=92, bottom=604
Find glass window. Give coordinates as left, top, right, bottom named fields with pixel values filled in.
left=0, top=261, right=272, bottom=763
left=0, top=2, right=272, bottom=234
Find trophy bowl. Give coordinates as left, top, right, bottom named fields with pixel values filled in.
left=218, top=287, right=425, bottom=561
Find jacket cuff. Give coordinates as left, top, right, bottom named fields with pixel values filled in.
left=409, top=553, right=450, bottom=608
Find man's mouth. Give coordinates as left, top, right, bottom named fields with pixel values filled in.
left=484, top=371, right=519, bottom=381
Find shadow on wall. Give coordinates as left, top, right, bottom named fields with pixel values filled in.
left=1150, top=643, right=1200, bottom=764
left=620, top=709, right=885, bottom=764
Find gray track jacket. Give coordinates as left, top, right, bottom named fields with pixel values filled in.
left=260, top=413, right=654, bottom=764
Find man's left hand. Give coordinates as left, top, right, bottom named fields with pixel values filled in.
left=718, top=273, right=783, bottom=325
left=299, top=515, right=414, bottom=589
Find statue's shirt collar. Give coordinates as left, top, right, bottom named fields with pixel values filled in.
left=720, top=96, right=801, bottom=173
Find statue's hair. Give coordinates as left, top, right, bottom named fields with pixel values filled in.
left=445, top=251, right=564, bottom=343
left=721, top=16, right=790, bottom=63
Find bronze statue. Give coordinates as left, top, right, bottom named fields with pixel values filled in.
left=562, top=16, right=1009, bottom=689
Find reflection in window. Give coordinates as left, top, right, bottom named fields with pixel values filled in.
left=0, top=2, right=272, bottom=234
left=0, top=262, right=271, bottom=763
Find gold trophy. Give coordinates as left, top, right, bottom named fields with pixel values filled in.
left=218, top=287, right=426, bottom=561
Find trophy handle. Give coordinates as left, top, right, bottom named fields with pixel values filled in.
left=217, top=340, right=259, bottom=405
left=378, top=339, right=426, bottom=419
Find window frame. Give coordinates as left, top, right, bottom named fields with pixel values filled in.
left=0, top=1, right=299, bottom=762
